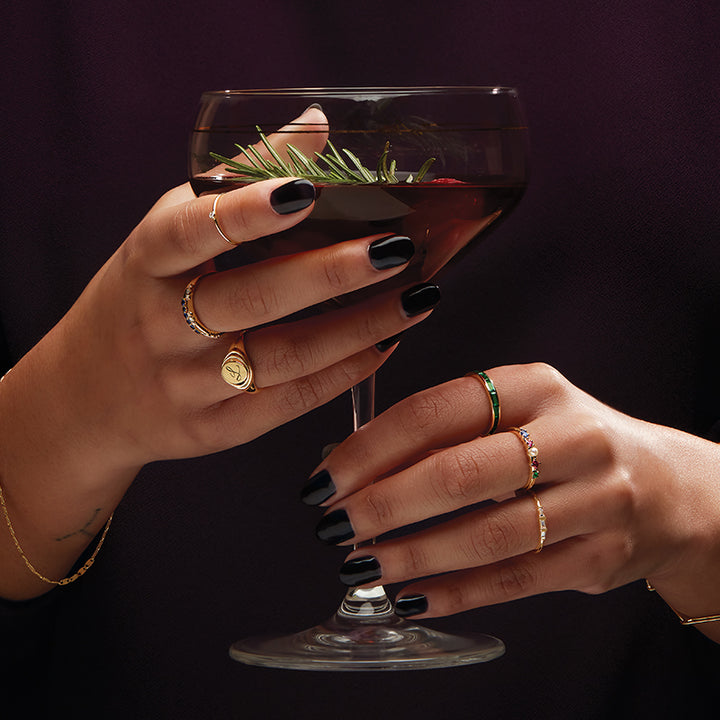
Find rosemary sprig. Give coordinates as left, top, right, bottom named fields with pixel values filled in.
left=209, top=127, right=436, bottom=185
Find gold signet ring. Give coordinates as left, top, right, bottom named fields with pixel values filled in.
left=221, top=332, right=257, bottom=392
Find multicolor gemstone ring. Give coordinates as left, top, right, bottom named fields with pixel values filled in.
left=466, top=370, right=501, bottom=435
left=510, top=426, right=540, bottom=491
left=181, top=274, right=225, bottom=338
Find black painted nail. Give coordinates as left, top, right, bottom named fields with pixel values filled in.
left=395, top=594, right=428, bottom=617
left=270, top=178, right=316, bottom=215
left=339, top=555, right=382, bottom=586
left=368, top=235, right=415, bottom=271
left=401, top=283, right=441, bottom=317
left=300, top=469, right=337, bottom=506
left=316, top=509, right=355, bottom=545
left=375, top=332, right=404, bottom=352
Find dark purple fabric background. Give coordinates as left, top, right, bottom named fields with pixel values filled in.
left=1, top=1, right=719, bottom=717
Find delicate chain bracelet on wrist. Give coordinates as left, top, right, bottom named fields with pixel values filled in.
left=0, top=367, right=113, bottom=586
left=646, top=580, right=720, bottom=626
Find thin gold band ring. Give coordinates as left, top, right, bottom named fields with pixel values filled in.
left=209, top=194, right=238, bottom=245
left=527, top=490, right=547, bottom=553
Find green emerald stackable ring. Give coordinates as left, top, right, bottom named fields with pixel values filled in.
left=466, top=370, right=501, bottom=435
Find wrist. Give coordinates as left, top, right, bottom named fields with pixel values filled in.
left=645, top=580, right=720, bottom=626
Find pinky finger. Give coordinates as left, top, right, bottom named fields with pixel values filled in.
left=199, top=344, right=398, bottom=450
left=394, top=536, right=604, bottom=619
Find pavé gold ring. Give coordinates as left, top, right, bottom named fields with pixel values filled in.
left=181, top=274, right=225, bottom=338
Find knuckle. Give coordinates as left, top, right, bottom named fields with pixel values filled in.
left=493, top=560, right=538, bottom=600
left=280, top=375, right=325, bottom=415
left=603, top=465, right=637, bottom=524
left=264, top=336, right=315, bottom=378
left=472, top=510, right=520, bottom=563
left=227, top=195, right=251, bottom=239
left=321, top=250, right=351, bottom=293
left=528, top=362, right=568, bottom=403
left=436, top=447, right=484, bottom=504
left=171, top=202, right=205, bottom=257
left=444, top=580, right=471, bottom=616
left=360, top=486, right=395, bottom=528
left=395, top=541, right=432, bottom=579
left=581, top=417, right=615, bottom=464
left=398, top=390, right=455, bottom=437
left=355, top=310, right=380, bottom=346
left=227, top=272, right=277, bottom=319
left=331, top=355, right=372, bottom=392
left=578, top=415, right=616, bottom=467
left=574, top=534, right=633, bottom=595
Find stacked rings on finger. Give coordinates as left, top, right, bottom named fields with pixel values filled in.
left=510, top=426, right=539, bottom=491
left=209, top=194, right=238, bottom=245
left=221, top=332, right=257, bottom=392
left=181, top=275, right=225, bottom=338
left=466, top=370, right=501, bottom=435
left=527, top=490, right=547, bottom=553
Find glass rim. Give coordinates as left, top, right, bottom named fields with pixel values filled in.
left=200, top=86, right=519, bottom=99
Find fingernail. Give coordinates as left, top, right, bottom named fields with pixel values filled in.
left=304, top=102, right=324, bottom=112
left=316, top=508, right=355, bottom=544
left=395, top=594, right=428, bottom=617
left=339, top=555, right=382, bottom=586
left=375, top=332, right=404, bottom=352
left=270, top=178, right=316, bottom=215
left=300, top=469, right=337, bottom=506
left=401, top=283, right=441, bottom=317
left=368, top=235, right=415, bottom=270
left=321, top=443, right=340, bottom=460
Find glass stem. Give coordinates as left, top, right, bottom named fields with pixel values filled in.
left=337, top=374, right=393, bottom=619
left=351, top=373, right=375, bottom=431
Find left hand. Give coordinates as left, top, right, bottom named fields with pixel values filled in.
left=303, top=363, right=720, bottom=641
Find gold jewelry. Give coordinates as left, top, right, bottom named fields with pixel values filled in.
left=209, top=194, right=238, bottom=245
left=221, top=332, right=257, bottom=392
left=0, top=480, right=113, bottom=586
left=510, top=426, right=540, bottom=491
left=181, top=274, right=225, bottom=338
left=527, top=490, right=547, bottom=553
left=645, top=580, right=720, bottom=625
left=466, top=370, right=501, bottom=435
left=0, top=369, right=113, bottom=586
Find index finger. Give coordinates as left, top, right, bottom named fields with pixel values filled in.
left=131, top=106, right=329, bottom=277
left=132, top=176, right=316, bottom=277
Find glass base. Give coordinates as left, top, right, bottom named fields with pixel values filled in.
left=229, top=610, right=505, bottom=671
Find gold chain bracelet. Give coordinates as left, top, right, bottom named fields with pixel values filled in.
left=646, top=580, right=720, bottom=626
left=0, top=480, right=113, bottom=586
left=0, top=367, right=113, bottom=585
